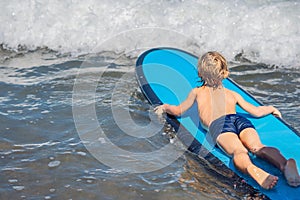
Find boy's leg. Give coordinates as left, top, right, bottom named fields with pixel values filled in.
left=239, top=128, right=286, bottom=170
left=216, top=132, right=278, bottom=189
left=255, top=147, right=286, bottom=170
left=240, top=128, right=300, bottom=187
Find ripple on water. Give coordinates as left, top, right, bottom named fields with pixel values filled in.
left=48, top=160, right=61, bottom=168
left=12, top=185, right=25, bottom=191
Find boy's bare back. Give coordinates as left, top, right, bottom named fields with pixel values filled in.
left=194, top=86, right=238, bottom=128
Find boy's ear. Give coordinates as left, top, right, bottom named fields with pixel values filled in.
left=223, top=71, right=229, bottom=78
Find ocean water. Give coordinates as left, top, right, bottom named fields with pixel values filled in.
left=0, top=0, right=299, bottom=199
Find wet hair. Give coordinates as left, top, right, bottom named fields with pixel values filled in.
left=198, top=51, right=229, bottom=88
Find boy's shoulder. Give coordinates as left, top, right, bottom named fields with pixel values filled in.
left=224, top=88, right=241, bottom=101
left=224, top=87, right=237, bottom=94
left=193, top=86, right=208, bottom=97
left=194, top=86, right=205, bottom=92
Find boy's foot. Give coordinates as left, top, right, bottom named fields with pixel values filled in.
left=247, top=164, right=278, bottom=190
left=284, top=158, right=300, bottom=187
left=261, top=174, right=278, bottom=190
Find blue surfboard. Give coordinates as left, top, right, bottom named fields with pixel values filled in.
left=136, top=47, right=300, bottom=199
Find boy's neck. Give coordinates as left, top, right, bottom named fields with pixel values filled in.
left=204, top=84, right=224, bottom=90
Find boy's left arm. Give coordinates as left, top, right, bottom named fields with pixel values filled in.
left=233, top=91, right=282, bottom=118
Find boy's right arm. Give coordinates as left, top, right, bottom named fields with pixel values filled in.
left=154, top=88, right=197, bottom=117
left=233, top=91, right=282, bottom=118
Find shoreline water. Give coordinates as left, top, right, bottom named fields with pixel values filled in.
left=0, top=49, right=299, bottom=199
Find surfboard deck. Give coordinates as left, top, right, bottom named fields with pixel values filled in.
left=136, top=47, right=300, bottom=199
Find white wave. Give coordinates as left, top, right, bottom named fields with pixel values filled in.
left=0, top=0, right=299, bottom=67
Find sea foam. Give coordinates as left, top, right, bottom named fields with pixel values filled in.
left=0, top=0, right=299, bottom=67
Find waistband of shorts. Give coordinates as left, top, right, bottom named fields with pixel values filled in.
left=209, top=113, right=238, bottom=127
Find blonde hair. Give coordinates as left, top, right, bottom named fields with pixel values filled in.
left=198, top=51, right=229, bottom=88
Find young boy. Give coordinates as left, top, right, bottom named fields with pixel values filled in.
left=154, top=51, right=300, bottom=189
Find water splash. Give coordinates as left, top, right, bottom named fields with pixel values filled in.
left=0, top=0, right=299, bottom=67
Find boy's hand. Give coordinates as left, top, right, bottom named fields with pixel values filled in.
left=154, top=105, right=166, bottom=123
left=272, top=107, right=282, bottom=118
left=154, top=105, right=165, bottom=116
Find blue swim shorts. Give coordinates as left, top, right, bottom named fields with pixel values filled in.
left=208, top=114, right=255, bottom=144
